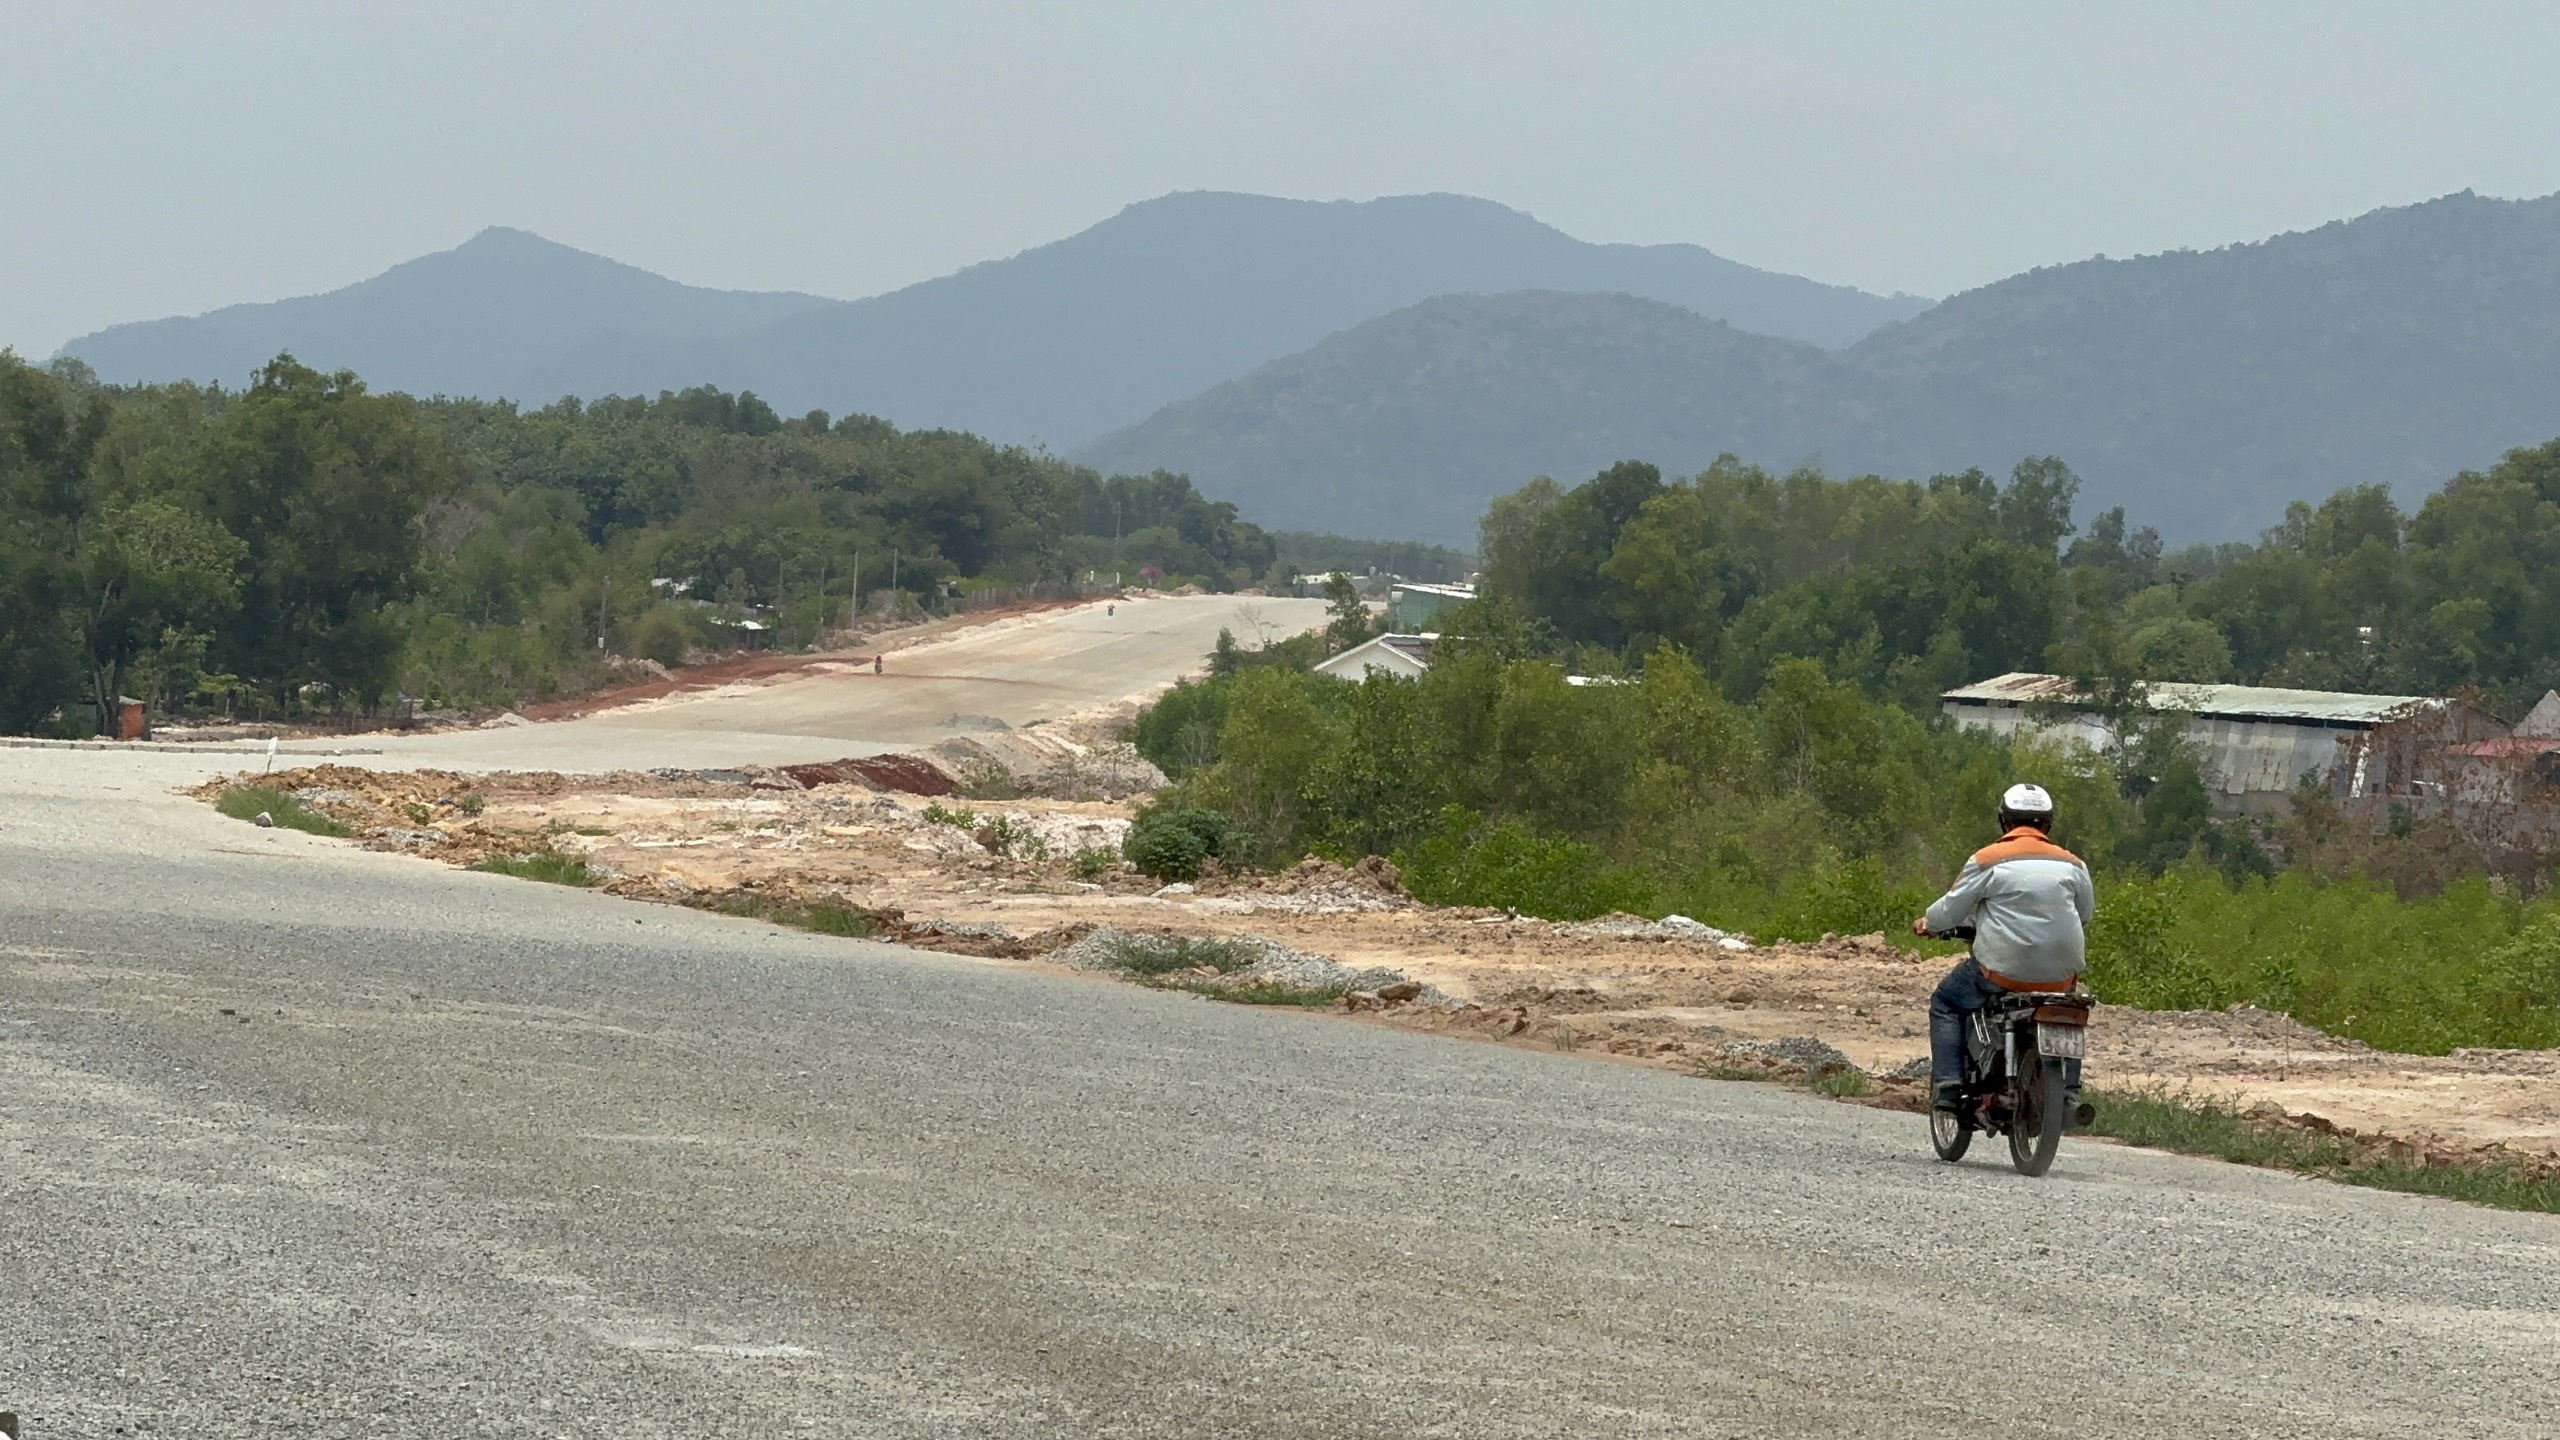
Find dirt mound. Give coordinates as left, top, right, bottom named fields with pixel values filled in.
left=1196, top=856, right=1414, bottom=917
left=1565, top=912, right=1751, bottom=948
left=1255, top=855, right=1408, bottom=897
left=927, top=734, right=1167, bottom=800
left=1487, top=984, right=1644, bottom=1015
left=782, top=755, right=955, bottom=795
left=878, top=913, right=1094, bottom=959
left=1718, top=1035, right=1862, bottom=1076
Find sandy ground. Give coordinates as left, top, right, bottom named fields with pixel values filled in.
left=210, top=764, right=2560, bottom=1172
left=331, top=592, right=1333, bottom=772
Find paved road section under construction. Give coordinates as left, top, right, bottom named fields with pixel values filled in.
left=2, top=751, right=2556, bottom=1436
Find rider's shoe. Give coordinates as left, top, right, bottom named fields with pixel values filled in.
left=1930, top=1081, right=1965, bottom=1113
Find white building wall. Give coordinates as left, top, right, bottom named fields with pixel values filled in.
left=1945, top=701, right=2359, bottom=806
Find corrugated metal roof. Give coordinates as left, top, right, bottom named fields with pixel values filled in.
left=1940, top=672, right=2435, bottom=725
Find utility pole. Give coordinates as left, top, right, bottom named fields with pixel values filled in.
left=598, top=576, right=609, bottom=649
left=814, top=558, right=828, bottom=646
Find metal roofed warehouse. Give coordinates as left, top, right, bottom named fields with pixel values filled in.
left=1939, top=672, right=2478, bottom=814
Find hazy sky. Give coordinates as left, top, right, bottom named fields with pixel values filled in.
left=10, top=1, right=2560, bottom=356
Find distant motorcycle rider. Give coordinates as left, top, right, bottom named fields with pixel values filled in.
left=1913, top=783, right=2094, bottom=1114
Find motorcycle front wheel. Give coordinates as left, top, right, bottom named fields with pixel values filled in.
left=1930, top=1103, right=1972, bottom=1162
left=2008, top=1054, right=2068, bottom=1176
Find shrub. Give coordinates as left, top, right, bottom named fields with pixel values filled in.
left=982, top=814, right=1047, bottom=860
left=1395, top=807, right=1654, bottom=920
left=2084, top=880, right=2225, bottom=1011
left=624, top=605, right=694, bottom=669
left=1132, top=675, right=1235, bottom=777
left=1071, top=846, right=1115, bottom=880
left=1089, top=932, right=1259, bottom=977
left=1757, top=853, right=1936, bottom=943
left=1123, top=805, right=1234, bottom=882
left=713, top=893, right=878, bottom=936
left=467, top=852, right=597, bottom=886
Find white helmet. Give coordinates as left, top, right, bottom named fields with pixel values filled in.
left=1996, top=778, right=2058, bottom=814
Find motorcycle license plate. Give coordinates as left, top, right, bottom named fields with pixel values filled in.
left=2038, top=1026, right=2087, bottom=1060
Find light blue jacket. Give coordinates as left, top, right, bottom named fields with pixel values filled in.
left=1923, top=827, right=2095, bottom=987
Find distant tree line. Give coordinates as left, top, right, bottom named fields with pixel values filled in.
left=1266, top=532, right=1472, bottom=585
left=0, top=352, right=1306, bottom=729
left=1474, top=442, right=2560, bottom=714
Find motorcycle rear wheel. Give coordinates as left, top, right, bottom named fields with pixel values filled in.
left=2008, top=1055, right=2068, bottom=1177
left=1929, top=1103, right=1972, bottom=1162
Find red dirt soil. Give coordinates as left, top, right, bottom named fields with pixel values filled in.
left=515, top=596, right=1089, bottom=722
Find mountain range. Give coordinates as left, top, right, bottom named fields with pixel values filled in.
left=59, top=188, right=2560, bottom=546
left=1084, top=191, right=2560, bottom=542
left=61, top=192, right=1925, bottom=451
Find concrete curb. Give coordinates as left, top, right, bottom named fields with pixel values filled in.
left=0, top=738, right=385, bottom=757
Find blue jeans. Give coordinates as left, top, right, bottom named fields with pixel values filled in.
left=1930, top=957, right=2081, bottom=1096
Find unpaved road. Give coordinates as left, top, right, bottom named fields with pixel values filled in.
left=7, top=755, right=2560, bottom=1435
left=346, top=592, right=1328, bottom=772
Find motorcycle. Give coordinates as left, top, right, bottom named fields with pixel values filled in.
left=1925, top=926, right=2096, bottom=1177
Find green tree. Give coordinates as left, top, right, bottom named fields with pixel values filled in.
left=1321, top=571, right=1372, bottom=651
left=190, top=357, right=455, bottom=708
left=0, top=356, right=97, bottom=729
left=76, top=498, right=247, bottom=721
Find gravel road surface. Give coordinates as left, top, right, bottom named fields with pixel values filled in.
left=4, top=759, right=2558, bottom=1436
left=343, top=593, right=1331, bottom=772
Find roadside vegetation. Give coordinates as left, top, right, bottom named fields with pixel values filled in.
left=466, top=852, right=599, bottom=887
left=2087, top=1088, right=2560, bottom=1215
left=1082, top=932, right=1353, bottom=1007
left=212, top=784, right=350, bottom=837
left=710, top=892, right=881, bottom=937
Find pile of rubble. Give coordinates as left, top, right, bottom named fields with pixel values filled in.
left=924, top=729, right=1168, bottom=800
left=1047, top=926, right=1456, bottom=1008
left=1196, top=856, right=1415, bottom=916
left=1564, top=912, right=1753, bottom=950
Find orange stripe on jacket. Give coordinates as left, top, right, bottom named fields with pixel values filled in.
left=1970, top=826, right=2086, bottom=871
left=1970, top=826, right=2084, bottom=991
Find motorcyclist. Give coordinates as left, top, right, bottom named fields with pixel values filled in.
left=1913, top=783, right=2094, bottom=1114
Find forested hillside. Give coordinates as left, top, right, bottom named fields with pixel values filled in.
left=1080, top=291, right=1839, bottom=543
left=0, top=353, right=1289, bottom=730
left=1084, top=190, right=2560, bottom=543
